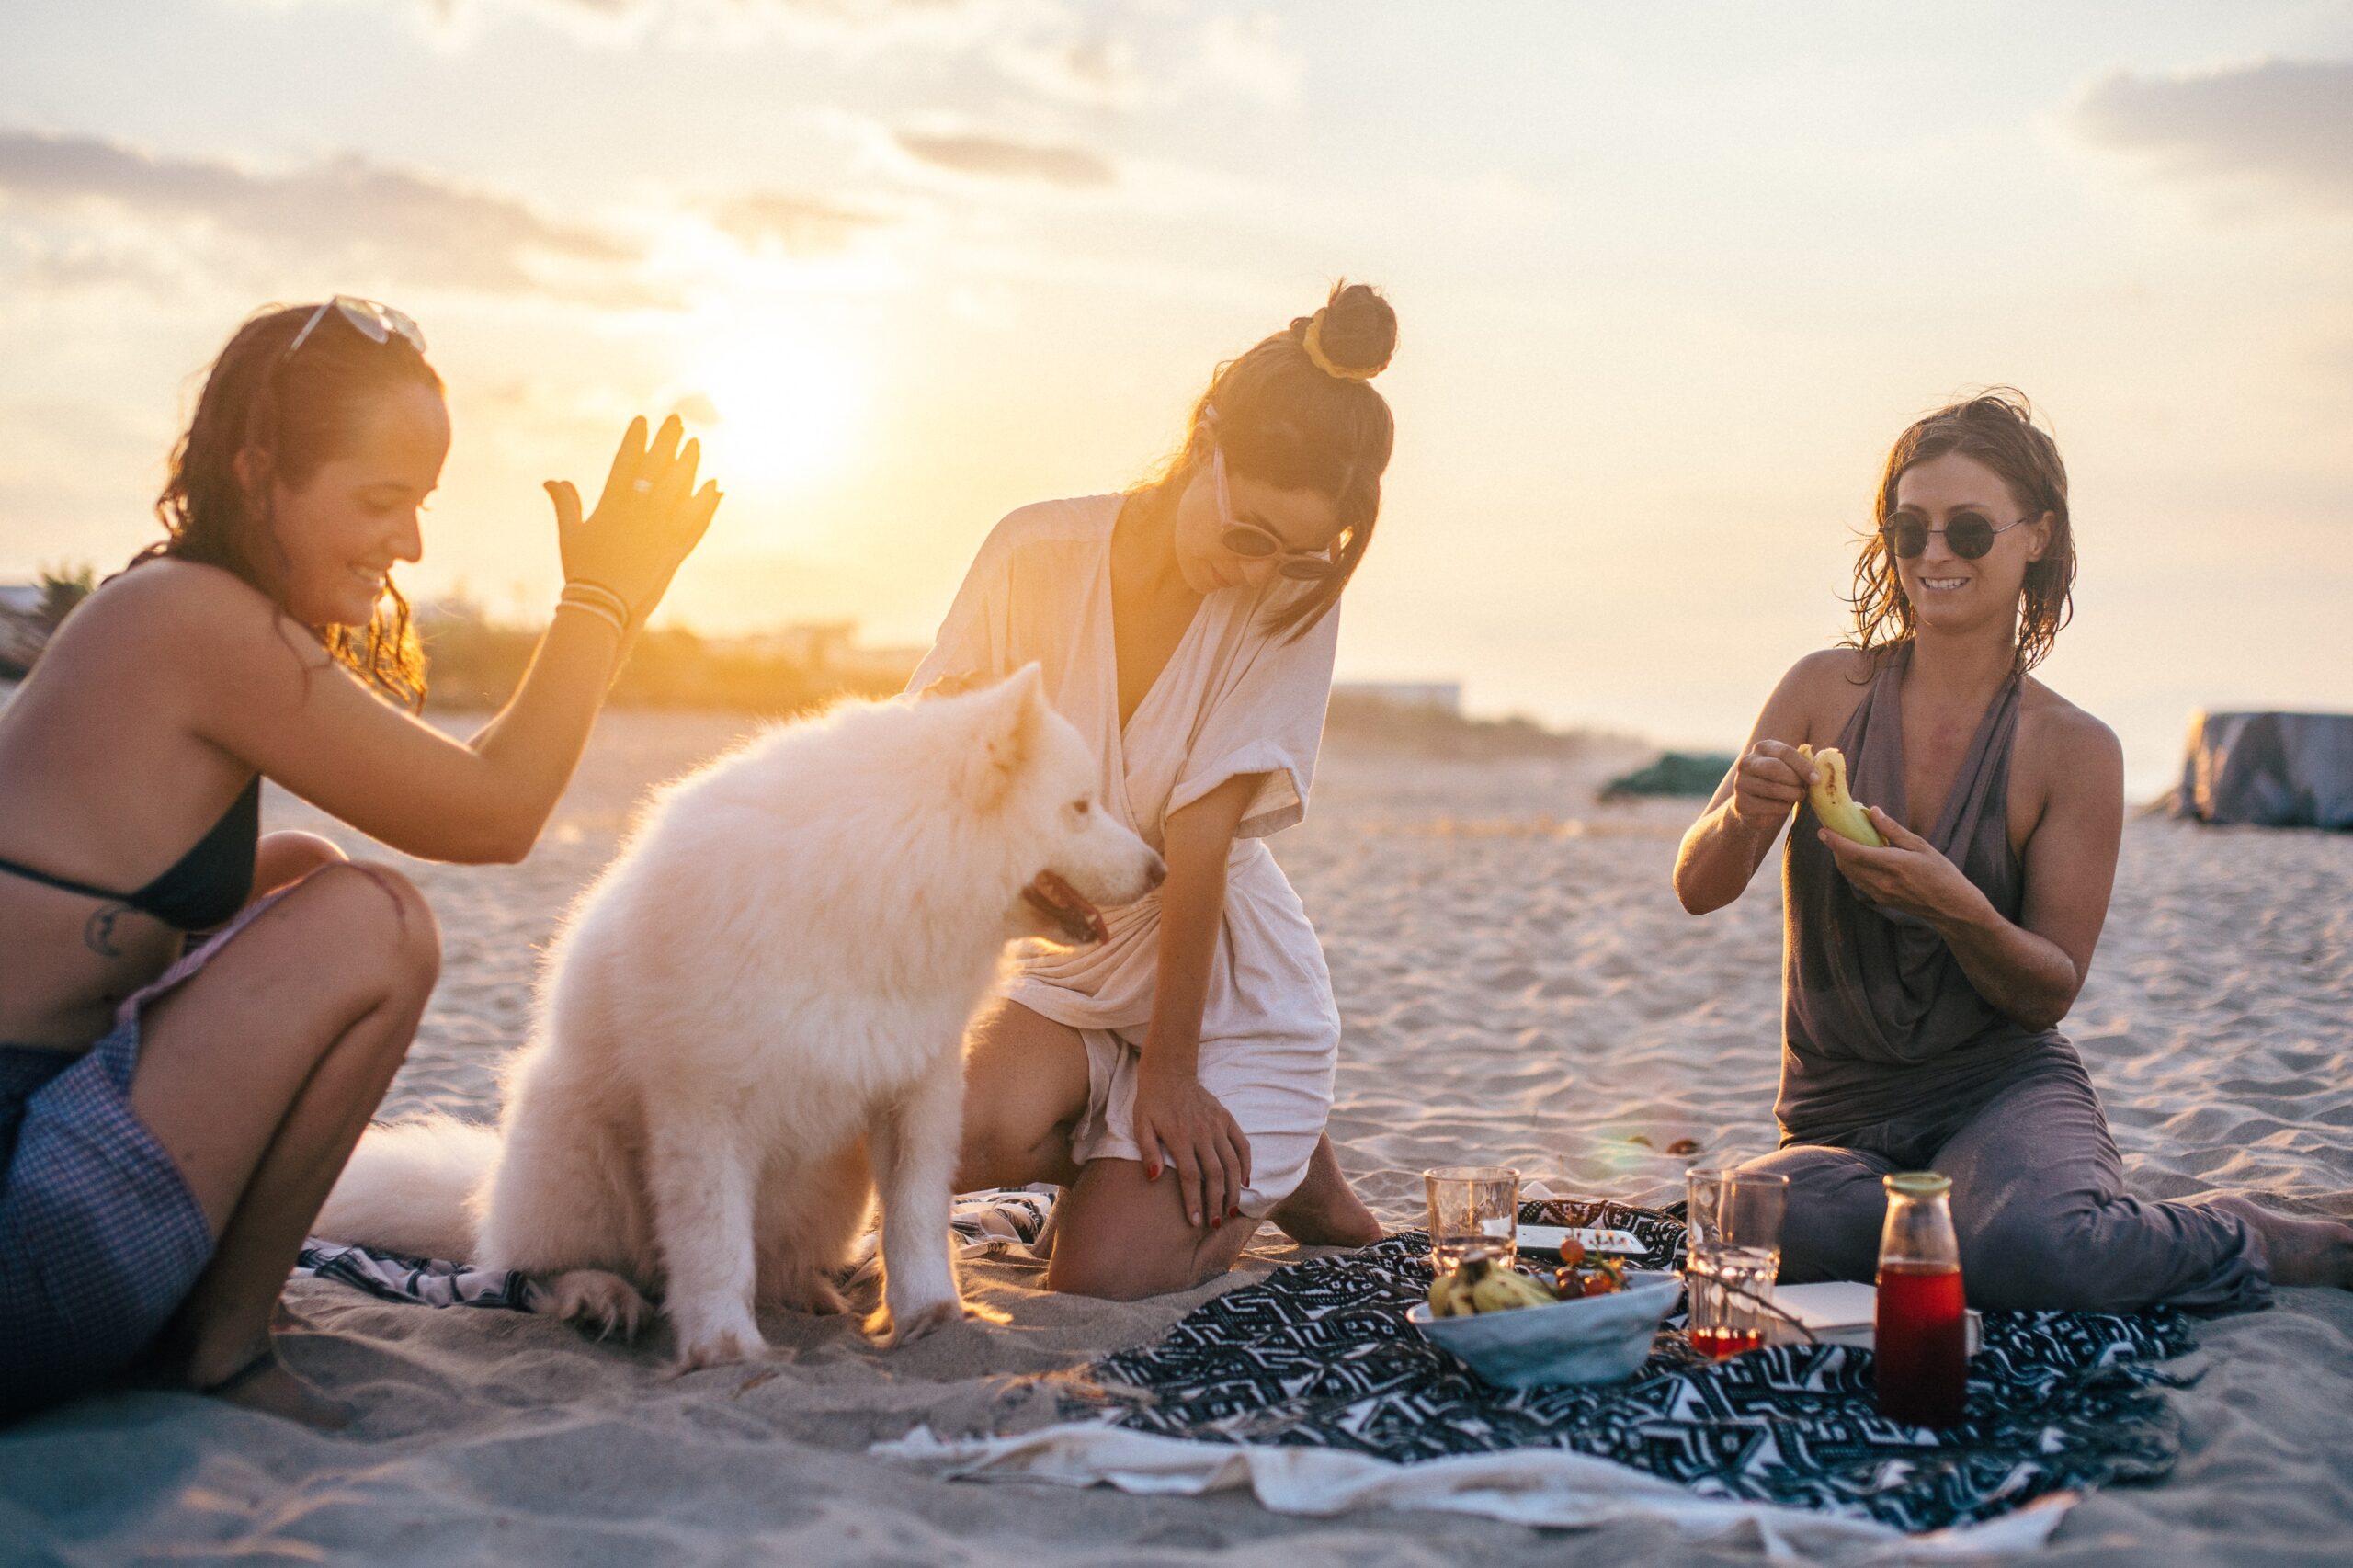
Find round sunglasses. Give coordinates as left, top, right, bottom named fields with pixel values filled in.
left=1210, top=446, right=1344, bottom=582
left=283, top=294, right=427, bottom=363
left=1879, top=509, right=2030, bottom=562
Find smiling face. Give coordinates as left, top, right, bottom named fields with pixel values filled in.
left=1164, top=453, right=1344, bottom=597
left=1885, top=450, right=2052, bottom=642
left=256, top=381, right=450, bottom=628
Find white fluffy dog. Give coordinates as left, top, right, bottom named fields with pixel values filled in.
left=319, top=667, right=1161, bottom=1367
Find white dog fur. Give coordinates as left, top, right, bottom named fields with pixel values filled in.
left=318, top=666, right=1161, bottom=1367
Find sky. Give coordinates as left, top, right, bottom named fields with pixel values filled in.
left=2, top=0, right=2348, bottom=792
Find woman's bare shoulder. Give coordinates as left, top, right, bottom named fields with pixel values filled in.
left=2018, top=678, right=2123, bottom=817
left=2018, top=677, right=2121, bottom=761
left=66, top=558, right=271, bottom=636
left=38, top=561, right=325, bottom=711
left=1739, top=646, right=1880, bottom=752
left=1784, top=646, right=1881, bottom=691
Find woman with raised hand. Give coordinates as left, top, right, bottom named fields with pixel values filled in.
left=917, top=281, right=1395, bottom=1299
left=0, top=297, right=720, bottom=1425
left=1674, top=390, right=2349, bottom=1309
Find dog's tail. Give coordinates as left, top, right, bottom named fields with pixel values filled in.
left=316, top=1116, right=500, bottom=1264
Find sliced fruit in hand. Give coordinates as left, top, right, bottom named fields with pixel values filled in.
left=1797, top=744, right=1884, bottom=847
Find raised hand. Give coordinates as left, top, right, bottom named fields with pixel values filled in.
left=1729, top=739, right=1817, bottom=833
left=543, top=414, right=722, bottom=623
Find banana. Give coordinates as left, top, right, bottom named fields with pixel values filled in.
left=1431, top=1253, right=1565, bottom=1317
left=1469, top=1271, right=1526, bottom=1313
left=1469, top=1266, right=1559, bottom=1314
left=1798, top=744, right=1884, bottom=847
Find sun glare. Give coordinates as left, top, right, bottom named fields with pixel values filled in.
left=679, top=322, right=864, bottom=491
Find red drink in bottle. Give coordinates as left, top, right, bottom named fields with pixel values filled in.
left=1875, top=1262, right=1966, bottom=1426
left=1874, top=1172, right=1968, bottom=1429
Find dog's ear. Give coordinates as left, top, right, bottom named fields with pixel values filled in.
left=953, top=664, right=1050, bottom=812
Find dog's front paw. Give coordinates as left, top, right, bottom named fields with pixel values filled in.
left=540, top=1269, right=652, bottom=1342
left=668, top=1294, right=767, bottom=1371
left=864, top=1294, right=979, bottom=1348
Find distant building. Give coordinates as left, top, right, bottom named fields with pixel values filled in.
left=1331, top=680, right=1462, bottom=716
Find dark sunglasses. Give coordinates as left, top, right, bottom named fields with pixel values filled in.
left=1879, top=509, right=2030, bottom=561
left=283, top=294, right=427, bottom=363
left=1211, top=446, right=1345, bottom=581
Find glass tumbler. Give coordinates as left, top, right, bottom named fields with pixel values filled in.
left=1425, top=1166, right=1519, bottom=1272
left=1685, top=1165, right=1788, bottom=1358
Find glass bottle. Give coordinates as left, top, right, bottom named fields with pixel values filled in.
left=1874, top=1171, right=1967, bottom=1428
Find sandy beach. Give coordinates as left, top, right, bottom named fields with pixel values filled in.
left=5, top=710, right=2348, bottom=1566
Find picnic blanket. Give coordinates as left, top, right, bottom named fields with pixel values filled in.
left=881, top=1200, right=2193, bottom=1549
left=295, top=1186, right=1057, bottom=1312
left=302, top=1193, right=2192, bottom=1545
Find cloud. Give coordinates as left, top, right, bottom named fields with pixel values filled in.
left=993, top=30, right=1144, bottom=109
left=2077, top=60, right=2353, bottom=212
left=0, top=128, right=651, bottom=299
left=1194, top=13, right=1298, bottom=106
left=412, top=0, right=986, bottom=51
left=708, top=190, right=890, bottom=255
left=893, top=128, right=1116, bottom=188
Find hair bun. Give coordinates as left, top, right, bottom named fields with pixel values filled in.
left=1297, top=279, right=1396, bottom=381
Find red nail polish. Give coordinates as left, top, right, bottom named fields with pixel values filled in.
left=1229, top=1205, right=1241, bottom=1219
left=1211, top=1216, right=1222, bottom=1229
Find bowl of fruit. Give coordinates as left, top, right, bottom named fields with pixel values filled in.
left=1408, top=1245, right=1681, bottom=1388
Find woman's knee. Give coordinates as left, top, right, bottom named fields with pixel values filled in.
left=1733, top=1147, right=1887, bottom=1282
left=252, top=830, right=347, bottom=897
left=292, top=861, right=441, bottom=994
left=1957, top=1199, right=2109, bottom=1311
left=1045, top=1246, right=1192, bottom=1302
left=956, top=1115, right=1074, bottom=1191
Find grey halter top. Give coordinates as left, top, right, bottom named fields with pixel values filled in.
left=1776, top=644, right=2067, bottom=1150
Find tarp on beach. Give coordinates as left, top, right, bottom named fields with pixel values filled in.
left=2173, top=710, right=2353, bottom=830
left=1603, top=751, right=1737, bottom=799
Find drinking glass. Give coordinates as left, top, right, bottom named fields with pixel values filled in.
left=1425, top=1166, right=1519, bottom=1272
left=1685, top=1165, right=1788, bottom=1358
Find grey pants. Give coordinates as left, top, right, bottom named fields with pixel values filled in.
left=1742, top=1053, right=2270, bottom=1313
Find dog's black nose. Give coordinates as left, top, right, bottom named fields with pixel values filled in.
left=1145, top=855, right=1167, bottom=890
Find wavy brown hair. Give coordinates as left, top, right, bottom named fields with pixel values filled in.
left=1848, top=388, right=2075, bottom=676
left=142, top=303, right=443, bottom=709
left=1151, top=279, right=1399, bottom=641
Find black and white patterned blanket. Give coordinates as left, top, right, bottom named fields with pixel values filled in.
left=1052, top=1200, right=2192, bottom=1534
left=294, top=1187, right=1058, bottom=1312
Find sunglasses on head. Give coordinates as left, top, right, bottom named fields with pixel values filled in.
left=283, top=294, right=426, bottom=363
left=1210, top=445, right=1344, bottom=582
left=1879, top=509, right=2030, bottom=561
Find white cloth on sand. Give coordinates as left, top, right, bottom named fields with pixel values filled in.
left=911, top=494, right=1341, bottom=1213
left=871, top=1425, right=2077, bottom=1560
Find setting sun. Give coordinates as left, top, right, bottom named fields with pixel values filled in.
left=676, top=319, right=864, bottom=492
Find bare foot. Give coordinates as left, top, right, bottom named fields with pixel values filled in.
left=202, top=1350, right=354, bottom=1430
left=2208, top=1195, right=2353, bottom=1289
left=1269, top=1134, right=1384, bottom=1248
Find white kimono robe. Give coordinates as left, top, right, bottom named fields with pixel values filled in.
left=910, top=495, right=1342, bottom=1212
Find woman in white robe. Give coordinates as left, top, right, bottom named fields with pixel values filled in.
left=914, top=283, right=1400, bottom=1299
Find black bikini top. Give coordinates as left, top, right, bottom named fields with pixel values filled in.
left=0, top=778, right=260, bottom=932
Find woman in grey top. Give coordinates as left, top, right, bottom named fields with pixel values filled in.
left=1674, top=391, right=2350, bottom=1310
